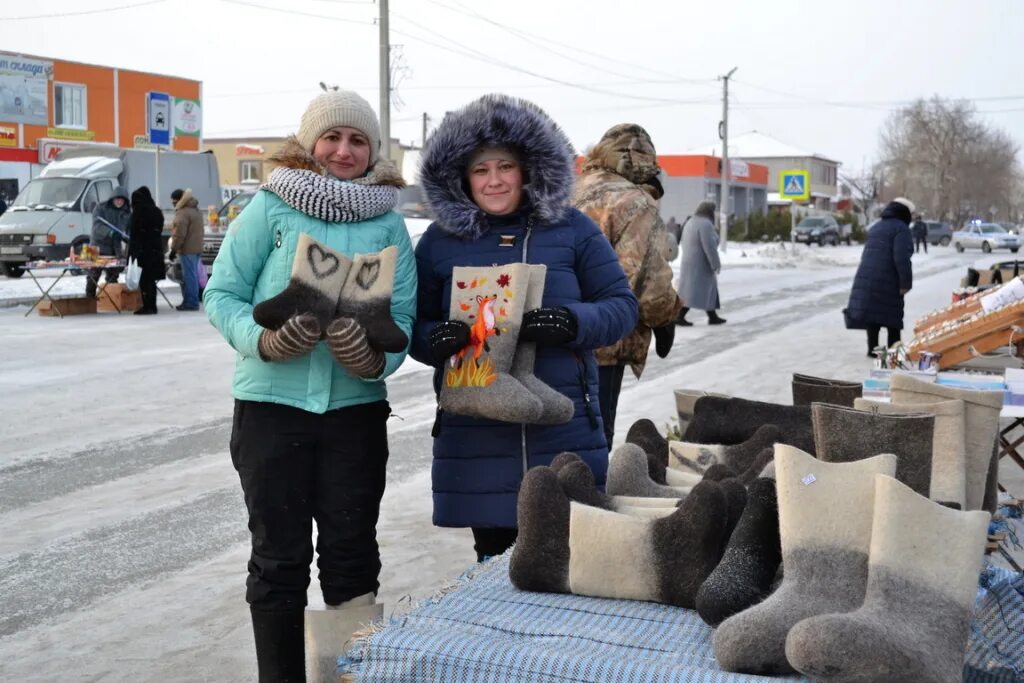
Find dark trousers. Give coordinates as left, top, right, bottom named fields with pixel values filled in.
left=471, top=527, right=518, bottom=562
left=915, top=237, right=927, bottom=253
left=598, top=363, right=626, bottom=449
left=139, top=269, right=158, bottom=311
left=867, top=325, right=901, bottom=353
left=230, top=398, right=391, bottom=611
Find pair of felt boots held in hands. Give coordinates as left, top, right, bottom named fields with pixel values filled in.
left=253, top=234, right=407, bottom=377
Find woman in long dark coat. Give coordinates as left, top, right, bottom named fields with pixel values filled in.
left=844, top=198, right=915, bottom=355
left=127, top=186, right=166, bottom=315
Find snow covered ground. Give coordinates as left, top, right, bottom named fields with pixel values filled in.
left=0, top=241, right=1020, bottom=682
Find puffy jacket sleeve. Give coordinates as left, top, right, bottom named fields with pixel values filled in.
left=203, top=192, right=273, bottom=359
left=563, top=211, right=639, bottom=350
left=893, top=225, right=913, bottom=291
left=410, top=226, right=444, bottom=367
left=369, top=215, right=417, bottom=381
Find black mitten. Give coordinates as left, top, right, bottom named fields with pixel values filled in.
left=653, top=324, right=675, bottom=359
left=520, top=306, right=578, bottom=345
left=429, top=319, right=470, bottom=364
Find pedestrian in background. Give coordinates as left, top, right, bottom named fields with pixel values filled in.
left=676, top=201, right=726, bottom=326
left=574, top=123, right=681, bottom=447
left=911, top=214, right=928, bottom=254
left=844, top=197, right=915, bottom=356
left=169, top=188, right=204, bottom=311
left=86, top=186, right=130, bottom=299
left=126, top=186, right=165, bottom=315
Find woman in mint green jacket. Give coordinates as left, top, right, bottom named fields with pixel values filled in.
left=204, top=89, right=415, bottom=683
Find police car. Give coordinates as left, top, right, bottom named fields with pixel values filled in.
left=952, top=222, right=1020, bottom=254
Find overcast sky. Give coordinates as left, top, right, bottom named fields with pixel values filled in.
left=6, top=0, right=1023, bottom=177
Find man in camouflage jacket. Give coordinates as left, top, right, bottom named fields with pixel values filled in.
left=574, top=123, right=682, bottom=447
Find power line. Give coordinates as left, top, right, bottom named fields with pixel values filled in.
left=8, top=0, right=168, bottom=20
left=217, top=0, right=373, bottom=25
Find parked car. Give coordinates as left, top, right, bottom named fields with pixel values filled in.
left=953, top=222, right=1020, bottom=254
left=924, top=220, right=953, bottom=246
left=793, top=215, right=841, bottom=246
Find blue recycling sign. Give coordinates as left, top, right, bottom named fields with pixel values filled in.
left=147, top=92, right=171, bottom=146
left=779, top=169, right=810, bottom=201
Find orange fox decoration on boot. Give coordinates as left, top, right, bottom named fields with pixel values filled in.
left=455, top=295, right=500, bottom=365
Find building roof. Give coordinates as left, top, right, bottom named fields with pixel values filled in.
left=685, top=131, right=839, bottom=164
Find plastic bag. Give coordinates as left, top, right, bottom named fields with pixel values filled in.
left=197, top=261, right=209, bottom=289
left=125, top=258, right=142, bottom=291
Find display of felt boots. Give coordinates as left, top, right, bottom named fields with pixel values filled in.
left=890, top=374, right=1003, bottom=511
left=669, top=424, right=783, bottom=475
left=785, top=475, right=989, bottom=682
left=554, top=453, right=681, bottom=518
left=674, top=389, right=729, bottom=435
left=811, top=403, right=935, bottom=498
left=684, top=396, right=815, bottom=454
left=855, top=397, right=968, bottom=509
left=254, top=233, right=353, bottom=331
left=606, top=444, right=693, bottom=498
left=509, top=466, right=729, bottom=608
left=695, top=476, right=782, bottom=627
left=713, top=445, right=897, bottom=675
left=306, top=596, right=382, bottom=683
left=336, top=246, right=408, bottom=353
left=439, top=264, right=543, bottom=423
left=737, top=447, right=775, bottom=485
left=625, top=418, right=670, bottom=483
left=508, top=265, right=574, bottom=424
left=791, top=373, right=863, bottom=407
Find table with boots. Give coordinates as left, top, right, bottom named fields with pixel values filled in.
left=338, top=374, right=1021, bottom=682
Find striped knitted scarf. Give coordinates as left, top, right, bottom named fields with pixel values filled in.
left=264, top=160, right=402, bottom=223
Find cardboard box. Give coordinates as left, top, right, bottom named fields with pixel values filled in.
left=37, top=297, right=97, bottom=317
left=97, top=283, right=143, bottom=313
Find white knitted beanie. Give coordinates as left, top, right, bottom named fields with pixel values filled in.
left=296, top=90, right=381, bottom=163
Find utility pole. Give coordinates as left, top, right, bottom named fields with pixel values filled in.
left=718, top=66, right=738, bottom=252
left=421, top=112, right=431, bottom=149
left=379, top=0, right=391, bottom=162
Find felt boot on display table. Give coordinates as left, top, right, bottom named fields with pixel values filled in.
left=712, top=445, right=897, bottom=675
left=507, top=264, right=574, bottom=424
left=438, top=264, right=543, bottom=423
left=554, top=454, right=681, bottom=518
left=606, top=444, right=693, bottom=498
left=854, top=397, right=968, bottom=509
left=785, top=475, right=989, bottom=682
left=791, top=373, right=863, bottom=407
left=306, top=594, right=382, bottom=683
left=625, top=418, right=670, bottom=484
left=674, top=389, right=729, bottom=435
left=683, top=396, right=815, bottom=454
left=669, top=424, right=783, bottom=476
left=695, top=476, right=782, bottom=627
left=811, top=403, right=935, bottom=498
left=889, top=374, right=1003, bottom=511
left=509, top=466, right=729, bottom=608
left=336, top=246, right=408, bottom=353
left=254, top=233, right=352, bottom=331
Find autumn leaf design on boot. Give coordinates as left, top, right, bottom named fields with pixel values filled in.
left=336, top=246, right=408, bottom=353
left=253, top=233, right=352, bottom=331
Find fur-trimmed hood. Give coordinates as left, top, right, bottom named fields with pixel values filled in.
left=268, top=136, right=405, bottom=189
left=173, top=188, right=198, bottom=211
left=419, top=94, right=575, bottom=239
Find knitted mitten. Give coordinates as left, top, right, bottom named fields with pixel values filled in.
left=257, top=314, right=322, bottom=362
left=336, top=246, right=408, bottom=353
left=254, top=233, right=351, bottom=331
left=325, top=317, right=385, bottom=378
left=786, top=475, right=989, bottom=682
left=439, top=264, right=542, bottom=423
left=791, top=373, right=863, bottom=407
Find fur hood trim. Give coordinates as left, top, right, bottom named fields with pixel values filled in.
left=419, top=94, right=575, bottom=239
left=268, top=136, right=406, bottom=189
left=174, top=189, right=198, bottom=210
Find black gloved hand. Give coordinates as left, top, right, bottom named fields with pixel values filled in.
left=429, top=319, right=470, bottom=364
left=520, top=306, right=578, bottom=345
left=168, top=250, right=177, bottom=261
left=652, top=324, right=675, bottom=359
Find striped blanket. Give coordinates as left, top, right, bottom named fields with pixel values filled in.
left=340, top=554, right=805, bottom=682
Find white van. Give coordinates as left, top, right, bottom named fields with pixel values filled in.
left=0, top=146, right=220, bottom=278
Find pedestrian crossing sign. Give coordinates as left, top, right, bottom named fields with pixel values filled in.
left=780, top=170, right=810, bottom=200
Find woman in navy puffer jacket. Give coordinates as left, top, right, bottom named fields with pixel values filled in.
left=412, top=94, right=638, bottom=561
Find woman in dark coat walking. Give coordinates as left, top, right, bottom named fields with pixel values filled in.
left=127, top=186, right=166, bottom=315
left=411, top=94, right=638, bottom=562
left=844, top=197, right=915, bottom=355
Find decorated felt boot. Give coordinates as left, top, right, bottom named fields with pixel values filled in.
left=791, top=373, right=863, bottom=407
left=507, top=265, right=574, bottom=424
left=811, top=403, right=935, bottom=498
left=684, top=396, right=815, bottom=454
left=855, top=397, right=967, bottom=509
left=889, top=374, right=1003, bottom=511
left=713, top=445, right=897, bottom=674
left=336, top=246, right=408, bottom=353
left=669, top=424, right=783, bottom=475
left=438, top=264, right=543, bottom=423
left=785, top=475, right=989, bottom=682
left=254, top=233, right=352, bottom=331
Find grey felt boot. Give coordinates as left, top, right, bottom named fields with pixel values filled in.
left=606, top=444, right=692, bottom=498
left=625, top=418, right=670, bottom=484
left=336, top=246, right=408, bottom=353
left=670, top=424, right=783, bottom=476
left=791, top=373, right=863, bottom=407
left=254, top=233, right=352, bottom=332
left=811, top=403, right=935, bottom=498
left=439, top=264, right=543, bottom=423
left=786, top=475, right=989, bottom=682
left=557, top=456, right=680, bottom=518
left=508, top=264, right=574, bottom=424
left=684, top=396, right=815, bottom=454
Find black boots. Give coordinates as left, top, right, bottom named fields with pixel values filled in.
left=676, top=307, right=693, bottom=327
left=251, top=607, right=305, bottom=682
left=708, top=310, right=727, bottom=325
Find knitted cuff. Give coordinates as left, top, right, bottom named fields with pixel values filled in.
left=258, top=314, right=321, bottom=362
left=326, top=317, right=386, bottom=378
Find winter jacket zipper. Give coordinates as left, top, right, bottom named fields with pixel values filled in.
left=520, top=219, right=534, bottom=475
